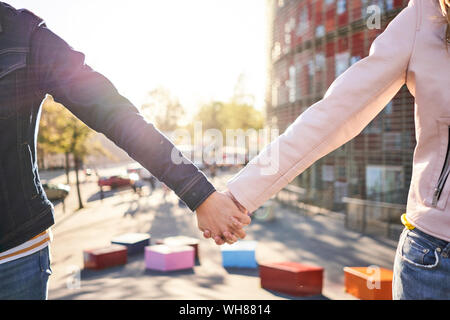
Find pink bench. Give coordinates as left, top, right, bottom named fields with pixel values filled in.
left=145, top=245, right=194, bottom=272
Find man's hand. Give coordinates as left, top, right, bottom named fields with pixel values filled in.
left=199, top=190, right=250, bottom=245
left=196, top=191, right=251, bottom=245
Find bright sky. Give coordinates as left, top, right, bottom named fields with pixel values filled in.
left=8, top=0, right=267, bottom=117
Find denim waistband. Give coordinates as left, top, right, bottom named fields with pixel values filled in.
left=411, top=227, right=450, bottom=252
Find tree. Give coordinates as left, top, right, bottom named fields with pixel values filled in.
left=141, top=87, right=185, bottom=133
left=193, top=74, right=265, bottom=165
left=195, top=101, right=264, bottom=134
left=194, top=102, right=224, bottom=131
left=38, top=95, right=110, bottom=210
left=38, top=95, right=75, bottom=184
left=194, top=73, right=264, bottom=134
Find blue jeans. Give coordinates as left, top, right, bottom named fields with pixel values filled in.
left=0, top=246, right=52, bottom=300
left=393, top=227, right=450, bottom=299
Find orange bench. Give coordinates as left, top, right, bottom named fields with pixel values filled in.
left=343, top=266, right=393, bottom=300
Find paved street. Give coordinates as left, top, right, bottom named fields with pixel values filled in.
left=41, top=164, right=399, bottom=300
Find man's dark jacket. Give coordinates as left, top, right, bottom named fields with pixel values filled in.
left=0, top=3, right=215, bottom=252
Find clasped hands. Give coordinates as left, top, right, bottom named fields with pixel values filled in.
left=196, top=191, right=251, bottom=245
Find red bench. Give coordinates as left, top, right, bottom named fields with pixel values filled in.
left=259, top=262, right=324, bottom=296
left=83, top=244, right=128, bottom=270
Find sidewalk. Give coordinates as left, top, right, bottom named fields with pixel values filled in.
left=47, top=174, right=399, bottom=300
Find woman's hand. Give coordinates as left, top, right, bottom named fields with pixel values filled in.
left=196, top=191, right=251, bottom=245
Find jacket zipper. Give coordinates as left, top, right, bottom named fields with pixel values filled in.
left=432, top=127, right=450, bottom=207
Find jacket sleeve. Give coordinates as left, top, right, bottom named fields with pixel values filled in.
left=30, top=26, right=215, bottom=212
left=227, top=0, right=419, bottom=213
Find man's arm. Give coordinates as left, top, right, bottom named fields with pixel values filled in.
left=29, top=24, right=251, bottom=244
left=30, top=25, right=214, bottom=211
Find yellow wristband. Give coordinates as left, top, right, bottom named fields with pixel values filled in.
left=401, top=213, right=415, bottom=230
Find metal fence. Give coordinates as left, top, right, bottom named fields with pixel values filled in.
left=274, top=185, right=405, bottom=240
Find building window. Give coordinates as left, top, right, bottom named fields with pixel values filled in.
left=373, top=0, right=394, bottom=13
left=384, top=101, right=393, bottom=114
left=295, top=63, right=302, bottom=100
left=283, top=18, right=296, bottom=54
left=315, top=25, right=325, bottom=38
left=272, top=80, right=280, bottom=107
left=366, top=165, right=404, bottom=201
left=350, top=56, right=361, bottom=65
left=308, top=59, right=314, bottom=94
left=322, top=165, right=335, bottom=182
left=402, top=131, right=412, bottom=149
left=386, top=0, right=394, bottom=10
left=334, top=170, right=348, bottom=203
left=296, top=8, right=309, bottom=36
left=383, top=132, right=402, bottom=150
left=361, top=0, right=367, bottom=17
left=288, top=65, right=296, bottom=103
left=335, top=52, right=350, bottom=77
left=315, top=52, right=326, bottom=71
left=383, top=101, right=393, bottom=131
left=364, top=114, right=382, bottom=134
left=337, top=0, right=347, bottom=15
left=338, top=166, right=346, bottom=179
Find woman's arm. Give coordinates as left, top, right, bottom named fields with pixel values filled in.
left=227, top=0, right=419, bottom=213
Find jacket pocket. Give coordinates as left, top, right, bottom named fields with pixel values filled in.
left=21, top=142, right=42, bottom=199
left=424, top=118, right=450, bottom=210
left=0, top=48, right=28, bottom=120
left=431, top=126, right=450, bottom=208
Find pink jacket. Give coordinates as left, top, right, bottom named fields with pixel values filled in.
left=227, top=0, right=450, bottom=241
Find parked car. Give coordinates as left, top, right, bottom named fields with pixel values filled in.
left=98, top=175, right=134, bottom=189
left=42, top=183, right=70, bottom=201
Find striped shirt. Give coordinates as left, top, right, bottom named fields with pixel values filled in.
left=0, top=229, right=52, bottom=265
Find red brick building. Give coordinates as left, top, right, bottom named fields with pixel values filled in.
left=266, top=0, right=415, bottom=210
